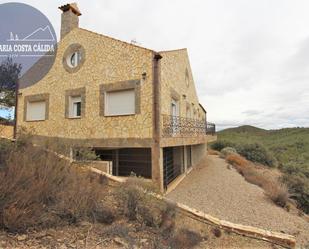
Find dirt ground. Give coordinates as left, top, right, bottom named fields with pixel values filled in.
left=167, top=155, right=309, bottom=246
left=0, top=217, right=281, bottom=249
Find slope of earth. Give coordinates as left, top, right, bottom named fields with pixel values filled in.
left=0, top=218, right=280, bottom=249
left=167, top=155, right=309, bottom=246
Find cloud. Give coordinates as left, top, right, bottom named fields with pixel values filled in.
left=242, top=110, right=262, bottom=116
left=13, top=0, right=309, bottom=129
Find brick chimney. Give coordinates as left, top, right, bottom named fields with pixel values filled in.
left=58, top=3, right=81, bottom=39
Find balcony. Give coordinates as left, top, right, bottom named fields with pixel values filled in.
left=162, top=114, right=216, bottom=137
left=206, top=122, right=216, bottom=135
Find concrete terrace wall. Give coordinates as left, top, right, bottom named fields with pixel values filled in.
left=191, top=143, right=207, bottom=166
left=17, top=28, right=154, bottom=142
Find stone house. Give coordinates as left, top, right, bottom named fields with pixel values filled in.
left=16, top=3, right=216, bottom=191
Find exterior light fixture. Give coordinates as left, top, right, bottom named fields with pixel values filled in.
left=142, top=72, right=147, bottom=80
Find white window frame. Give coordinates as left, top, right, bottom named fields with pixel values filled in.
left=69, top=95, right=82, bottom=118
left=67, top=51, right=82, bottom=68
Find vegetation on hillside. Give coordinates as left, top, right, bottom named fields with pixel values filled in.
left=0, top=57, right=21, bottom=108
left=0, top=134, right=207, bottom=249
left=211, top=125, right=309, bottom=214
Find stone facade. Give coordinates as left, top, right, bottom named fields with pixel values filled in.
left=16, top=3, right=214, bottom=191
left=0, top=124, right=14, bottom=139
left=159, top=49, right=208, bottom=147
left=17, top=28, right=154, bottom=143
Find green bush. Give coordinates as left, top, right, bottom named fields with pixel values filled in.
left=210, top=140, right=235, bottom=151
left=282, top=173, right=309, bottom=214
left=220, top=147, right=238, bottom=158
left=236, top=143, right=277, bottom=167
left=74, top=147, right=99, bottom=161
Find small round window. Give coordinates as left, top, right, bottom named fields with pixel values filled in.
left=67, top=51, right=82, bottom=68
left=63, top=44, right=85, bottom=73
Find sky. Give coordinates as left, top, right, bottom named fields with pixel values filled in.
left=1, top=0, right=309, bottom=130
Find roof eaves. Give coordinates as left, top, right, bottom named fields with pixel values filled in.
left=199, top=103, right=207, bottom=113
left=158, top=48, right=187, bottom=53
left=78, top=28, right=156, bottom=53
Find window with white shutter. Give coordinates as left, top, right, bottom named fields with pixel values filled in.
left=69, top=96, right=82, bottom=118
left=26, top=101, right=46, bottom=121
left=105, top=89, right=135, bottom=116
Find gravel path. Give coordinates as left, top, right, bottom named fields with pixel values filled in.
left=167, top=155, right=309, bottom=245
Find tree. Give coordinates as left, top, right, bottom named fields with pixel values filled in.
left=0, top=57, right=22, bottom=109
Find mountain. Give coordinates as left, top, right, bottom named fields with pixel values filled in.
left=217, top=125, right=309, bottom=169
left=219, top=125, right=267, bottom=135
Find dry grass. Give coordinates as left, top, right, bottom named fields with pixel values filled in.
left=264, top=182, right=289, bottom=208
left=0, top=138, right=111, bottom=233
left=226, top=154, right=249, bottom=168
left=225, top=153, right=289, bottom=208
left=117, top=176, right=176, bottom=230
left=169, top=228, right=203, bottom=249
left=208, top=149, right=221, bottom=156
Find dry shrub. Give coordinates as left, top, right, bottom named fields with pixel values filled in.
left=264, top=182, right=289, bottom=208
left=0, top=139, right=109, bottom=232
left=226, top=154, right=249, bottom=168
left=225, top=154, right=289, bottom=208
left=212, top=227, right=222, bottom=238
left=118, top=176, right=175, bottom=230
left=241, top=168, right=268, bottom=188
left=208, top=149, right=220, bottom=156
left=170, top=228, right=203, bottom=249
left=220, top=147, right=237, bottom=158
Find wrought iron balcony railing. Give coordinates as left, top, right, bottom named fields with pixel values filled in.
left=206, top=122, right=216, bottom=135
left=162, top=114, right=216, bottom=137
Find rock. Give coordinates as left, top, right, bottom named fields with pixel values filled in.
left=33, top=231, right=47, bottom=239
left=114, top=237, right=129, bottom=248
left=79, top=221, right=92, bottom=227
left=17, top=234, right=27, bottom=241
left=140, top=238, right=148, bottom=243
left=58, top=244, right=68, bottom=249
left=67, top=243, right=77, bottom=248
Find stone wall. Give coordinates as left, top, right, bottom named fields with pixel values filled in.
left=159, top=49, right=207, bottom=147
left=0, top=124, right=14, bottom=139
left=17, top=28, right=154, bottom=141
left=72, top=160, right=112, bottom=174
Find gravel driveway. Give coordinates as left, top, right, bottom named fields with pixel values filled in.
left=167, top=155, right=309, bottom=245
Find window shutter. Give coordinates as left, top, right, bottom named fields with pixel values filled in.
left=105, top=89, right=135, bottom=115
left=69, top=96, right=82, bottom=117
left=26, top=101, right=46, bottom=121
